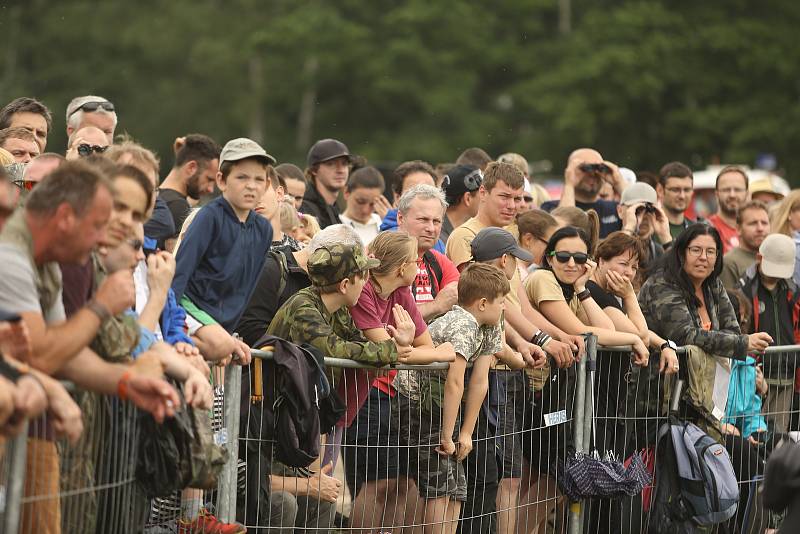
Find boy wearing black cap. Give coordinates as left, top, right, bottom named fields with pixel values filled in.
left=301, top=138, right=354, bottom=229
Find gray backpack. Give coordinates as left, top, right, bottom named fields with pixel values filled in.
left=665, top=419, right=739, bottom=525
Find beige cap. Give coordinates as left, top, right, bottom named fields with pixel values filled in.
left=759, top=233, right=796, bottom=279
left=219, top=138, right=276, bottom=166
left=620, top=182, right=657, bottom=206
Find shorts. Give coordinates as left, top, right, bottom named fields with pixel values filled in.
left=342, top=388, right=406, bottom=496
left=492, top=370, right=527, bottom=479
left=180, top=296, right=217, bottom=335
left=396, top=393, right=466, bottom=502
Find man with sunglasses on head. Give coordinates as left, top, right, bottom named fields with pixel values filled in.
left=541, top=148, right=627, bottom=238
left=65, top=126, right=110, bottom=161
left=66, top=95, right=117, bottom=145
left=440, top=164, right=482, bottom=245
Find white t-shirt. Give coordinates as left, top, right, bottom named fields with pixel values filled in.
left=0, top=244, right=66, bottom=323
left=339, top=213, right=382, bottom=246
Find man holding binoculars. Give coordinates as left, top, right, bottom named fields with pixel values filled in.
left=541, top=147, right=629, bottom=238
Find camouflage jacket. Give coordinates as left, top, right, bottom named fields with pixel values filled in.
left=639, top=271, right=748, bottom=360
left=89, top=254, right=140, bottom=363
left=267, top=286, right=397, bottom=366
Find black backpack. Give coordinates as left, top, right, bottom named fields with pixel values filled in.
left=411, top=250, right=444, bottom=298
left=252, top=334, right=345, bottom=468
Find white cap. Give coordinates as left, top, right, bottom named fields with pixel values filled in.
left=759, top=234, right=796, bottom=279
left=620, top=182, right=657, bottom=206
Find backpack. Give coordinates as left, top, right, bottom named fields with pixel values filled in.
left=649, top=376, right=739, bottom=532
left=411, top=250, right=444, bottom=298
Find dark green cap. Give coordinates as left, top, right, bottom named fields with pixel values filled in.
left=307, top=243, right=380, bottom=286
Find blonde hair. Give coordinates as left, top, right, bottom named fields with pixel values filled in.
left=0, top=147, right=14, bottom=166
left=770, top=189, right=800, bottom=237
left=299, top=213, right=320, bottom=239
left=105, top=135, right=160, bottom=182
left=280, top=200, right=300, bottom=233
left=367, top=231, right=417, bottom=293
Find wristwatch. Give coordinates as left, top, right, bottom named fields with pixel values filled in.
left=660, top=340, right=678, bottom=351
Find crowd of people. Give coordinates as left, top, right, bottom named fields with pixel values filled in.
left=0, top=94, right=798, bottom=534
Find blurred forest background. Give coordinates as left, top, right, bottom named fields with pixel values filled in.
left=2, top=0, right=799, bottom=180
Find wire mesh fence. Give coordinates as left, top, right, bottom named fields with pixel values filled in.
left=1, top=342, right=799, bottom=533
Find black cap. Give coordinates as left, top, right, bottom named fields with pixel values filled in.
left=471, top=227, right=533, bottom=263
left=442, top=164, right=482, bottom=202
left=307, top=139, right=353, bottom=167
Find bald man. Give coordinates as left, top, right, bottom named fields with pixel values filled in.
left=65, top=126, right=110, bottom=160
left=540, top=148, right=628, bottom=237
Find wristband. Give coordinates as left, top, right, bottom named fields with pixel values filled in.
left=87, top=300, right=111, bottom=323
left=531, top=331, right=552, bottom=348
left=576, top=289, right=592, bottom=302
left=117, top=370, right=132, bottom=401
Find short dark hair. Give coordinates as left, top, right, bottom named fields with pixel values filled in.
left=347, top=166, right=385, bottom=193
left=26, top=160, right=113, bottom=217
left=0, top=97, right=52, bottom=132
left=458, top=263, right=509, bottom=306
left=174, top=134, right=221, bottom=168
left=735, top=200, right=769, bottom=226
left=456, top=147, right=492, bottom=170
left=658, top=161, right=693, bottom=186
left=595, top=231, right=645, bottom=264
left=0, top=127, right=36, bottom=147
left=663, top=223, right=724, bottom=307
left=219, top=158, right=271, bottom=182
left=275, top=163, right=306, bottom=183
left=715, top=165, right=749, bottom=190
left=393, top=160, right=435, bottom=197
left=112, top=164, right=154, bottom=202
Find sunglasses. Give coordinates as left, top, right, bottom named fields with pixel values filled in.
left=68, top=101, right=115, bottom=117
left=548, top=251, right=590, bottom=265
left=442, top=169, right=483, bottom=192
left=77, top=144, right=109, bottom=157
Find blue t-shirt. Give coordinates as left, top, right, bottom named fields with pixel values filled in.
left=540, top=198, right=622, bottom=238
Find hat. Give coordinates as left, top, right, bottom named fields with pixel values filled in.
left=471, top=227, right=533, bottom=263
left=759, top=234, right=796, bottom=279
left=497, top=153, right=529, bottom=176
left=307, top=139, right=352, bottom=167
left=620, top=182, right=657, bottom=206
left=442, top=164, right=482, bottom=201
left=219, top=138, right=276, bottom=166
left=307, top=243, right=381, bottom=286
left=619, top=167, right=637, bottom=186
left=750, top=176, right=786, bottom=201
left=66, top=95, right=114, bottom=121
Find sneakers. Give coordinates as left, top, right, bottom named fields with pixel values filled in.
left=177, top=508, right=247, bottom=534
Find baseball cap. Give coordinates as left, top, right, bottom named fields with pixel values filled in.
left=219, top=138, right=276, bottom=166
left=307, top=243, right=381, bottom=286
left=442, top=165, right=482, bottom=202
left=759, top=234, right=796, bottom=279
left=307, top=139, right=353, bottom=167
left=620, top=182, right=657, bottom=206
left=66, top=95, right=114, bottom=121
left=471, top=227, right=533, bottom=263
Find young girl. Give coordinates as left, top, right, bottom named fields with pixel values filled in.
left=345, top=230, right=455, bottom=532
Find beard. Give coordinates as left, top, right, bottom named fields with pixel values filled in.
left=186, top=171, right=203, bottom=200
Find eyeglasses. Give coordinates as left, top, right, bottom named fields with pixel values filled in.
left=77, top=144, right=109, bottom=157
left=68, top=101, right=115, bottom=117
left=665, top=186, right=693, bottom=195
left=686, top=246, right=718, bottom=258
left=548, top=251, right=589, bottom=265
left=442, top=169, right=483, bottom=193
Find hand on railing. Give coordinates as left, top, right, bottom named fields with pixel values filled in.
left=544, top=338, right=577, bottom=368
left=46, top=378, right=83, bottom=444
left=230, top=336, right=252, bottom=366
left=456, top=433, right=473, bottom=462
left=436, top=436, right=456, bottom=458
left=184, top=369, right=213, bottom=410
left=748, top=332, right=773, bottom=353
left=519, top=342, right=547, bottom=369
left=120, top=372, right=180, bottom=423
left=631, top=338, right=649, bottom=367
left=658, top=346, right=679, bottom=375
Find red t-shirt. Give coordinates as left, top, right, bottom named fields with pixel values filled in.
left=340, top=282, right=427, bottom=426
left=708, top=214, right=739, bottom=255
left=412, top=249, right=460, bottom=303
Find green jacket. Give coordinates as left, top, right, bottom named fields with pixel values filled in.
left=639, top=271, right=748, bottom=360
left=267, top=286, right=397, bottom=366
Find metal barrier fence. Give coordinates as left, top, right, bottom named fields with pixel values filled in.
left=1, top=342, right=798, bottom=533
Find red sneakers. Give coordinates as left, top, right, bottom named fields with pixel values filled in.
left=177, top=508, right=247, bottom=534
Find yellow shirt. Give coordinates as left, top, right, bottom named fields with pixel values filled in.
left=524, top=269, right=588, bottom=324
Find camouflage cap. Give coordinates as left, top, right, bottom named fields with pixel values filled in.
left=307, top=243, right=380, bottom=286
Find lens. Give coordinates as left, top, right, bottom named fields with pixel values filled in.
left=77, top=144, right=91, bottom=157
left=553, top=252, right=588, bottom=264
left=572, top=253, right=589, bottom=264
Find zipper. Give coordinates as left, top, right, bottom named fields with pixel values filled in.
left=699, top=441, right=721, bottom=512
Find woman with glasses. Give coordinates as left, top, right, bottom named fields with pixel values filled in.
left=639, top=223, right=773, bottom=532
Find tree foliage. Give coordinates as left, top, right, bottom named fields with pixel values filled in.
left=2, top=0, right=798, bottom=180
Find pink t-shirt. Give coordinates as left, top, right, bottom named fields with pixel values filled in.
left=708, top=214, right=739, bottom=255
left=339, top=282, right=427, bottom=426
left=412, top=249, right=460, bottom=303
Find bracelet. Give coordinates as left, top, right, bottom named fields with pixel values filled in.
left=117, top=370, right=132, bottom=401
left=530, top=331, right=552, bottom=348
left=576, top=289, right=592, bottom=302
left=86, top=300, right=111, bottom=323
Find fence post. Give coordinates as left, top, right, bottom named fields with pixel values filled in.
left=216, top=364, right=242, bottom=522
left=568, top=336, right=590, bottom=534
left=2, top=420, right=28, bottom=534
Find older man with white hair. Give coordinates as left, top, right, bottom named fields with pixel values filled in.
left=65, top=95, right=117, bottom=144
